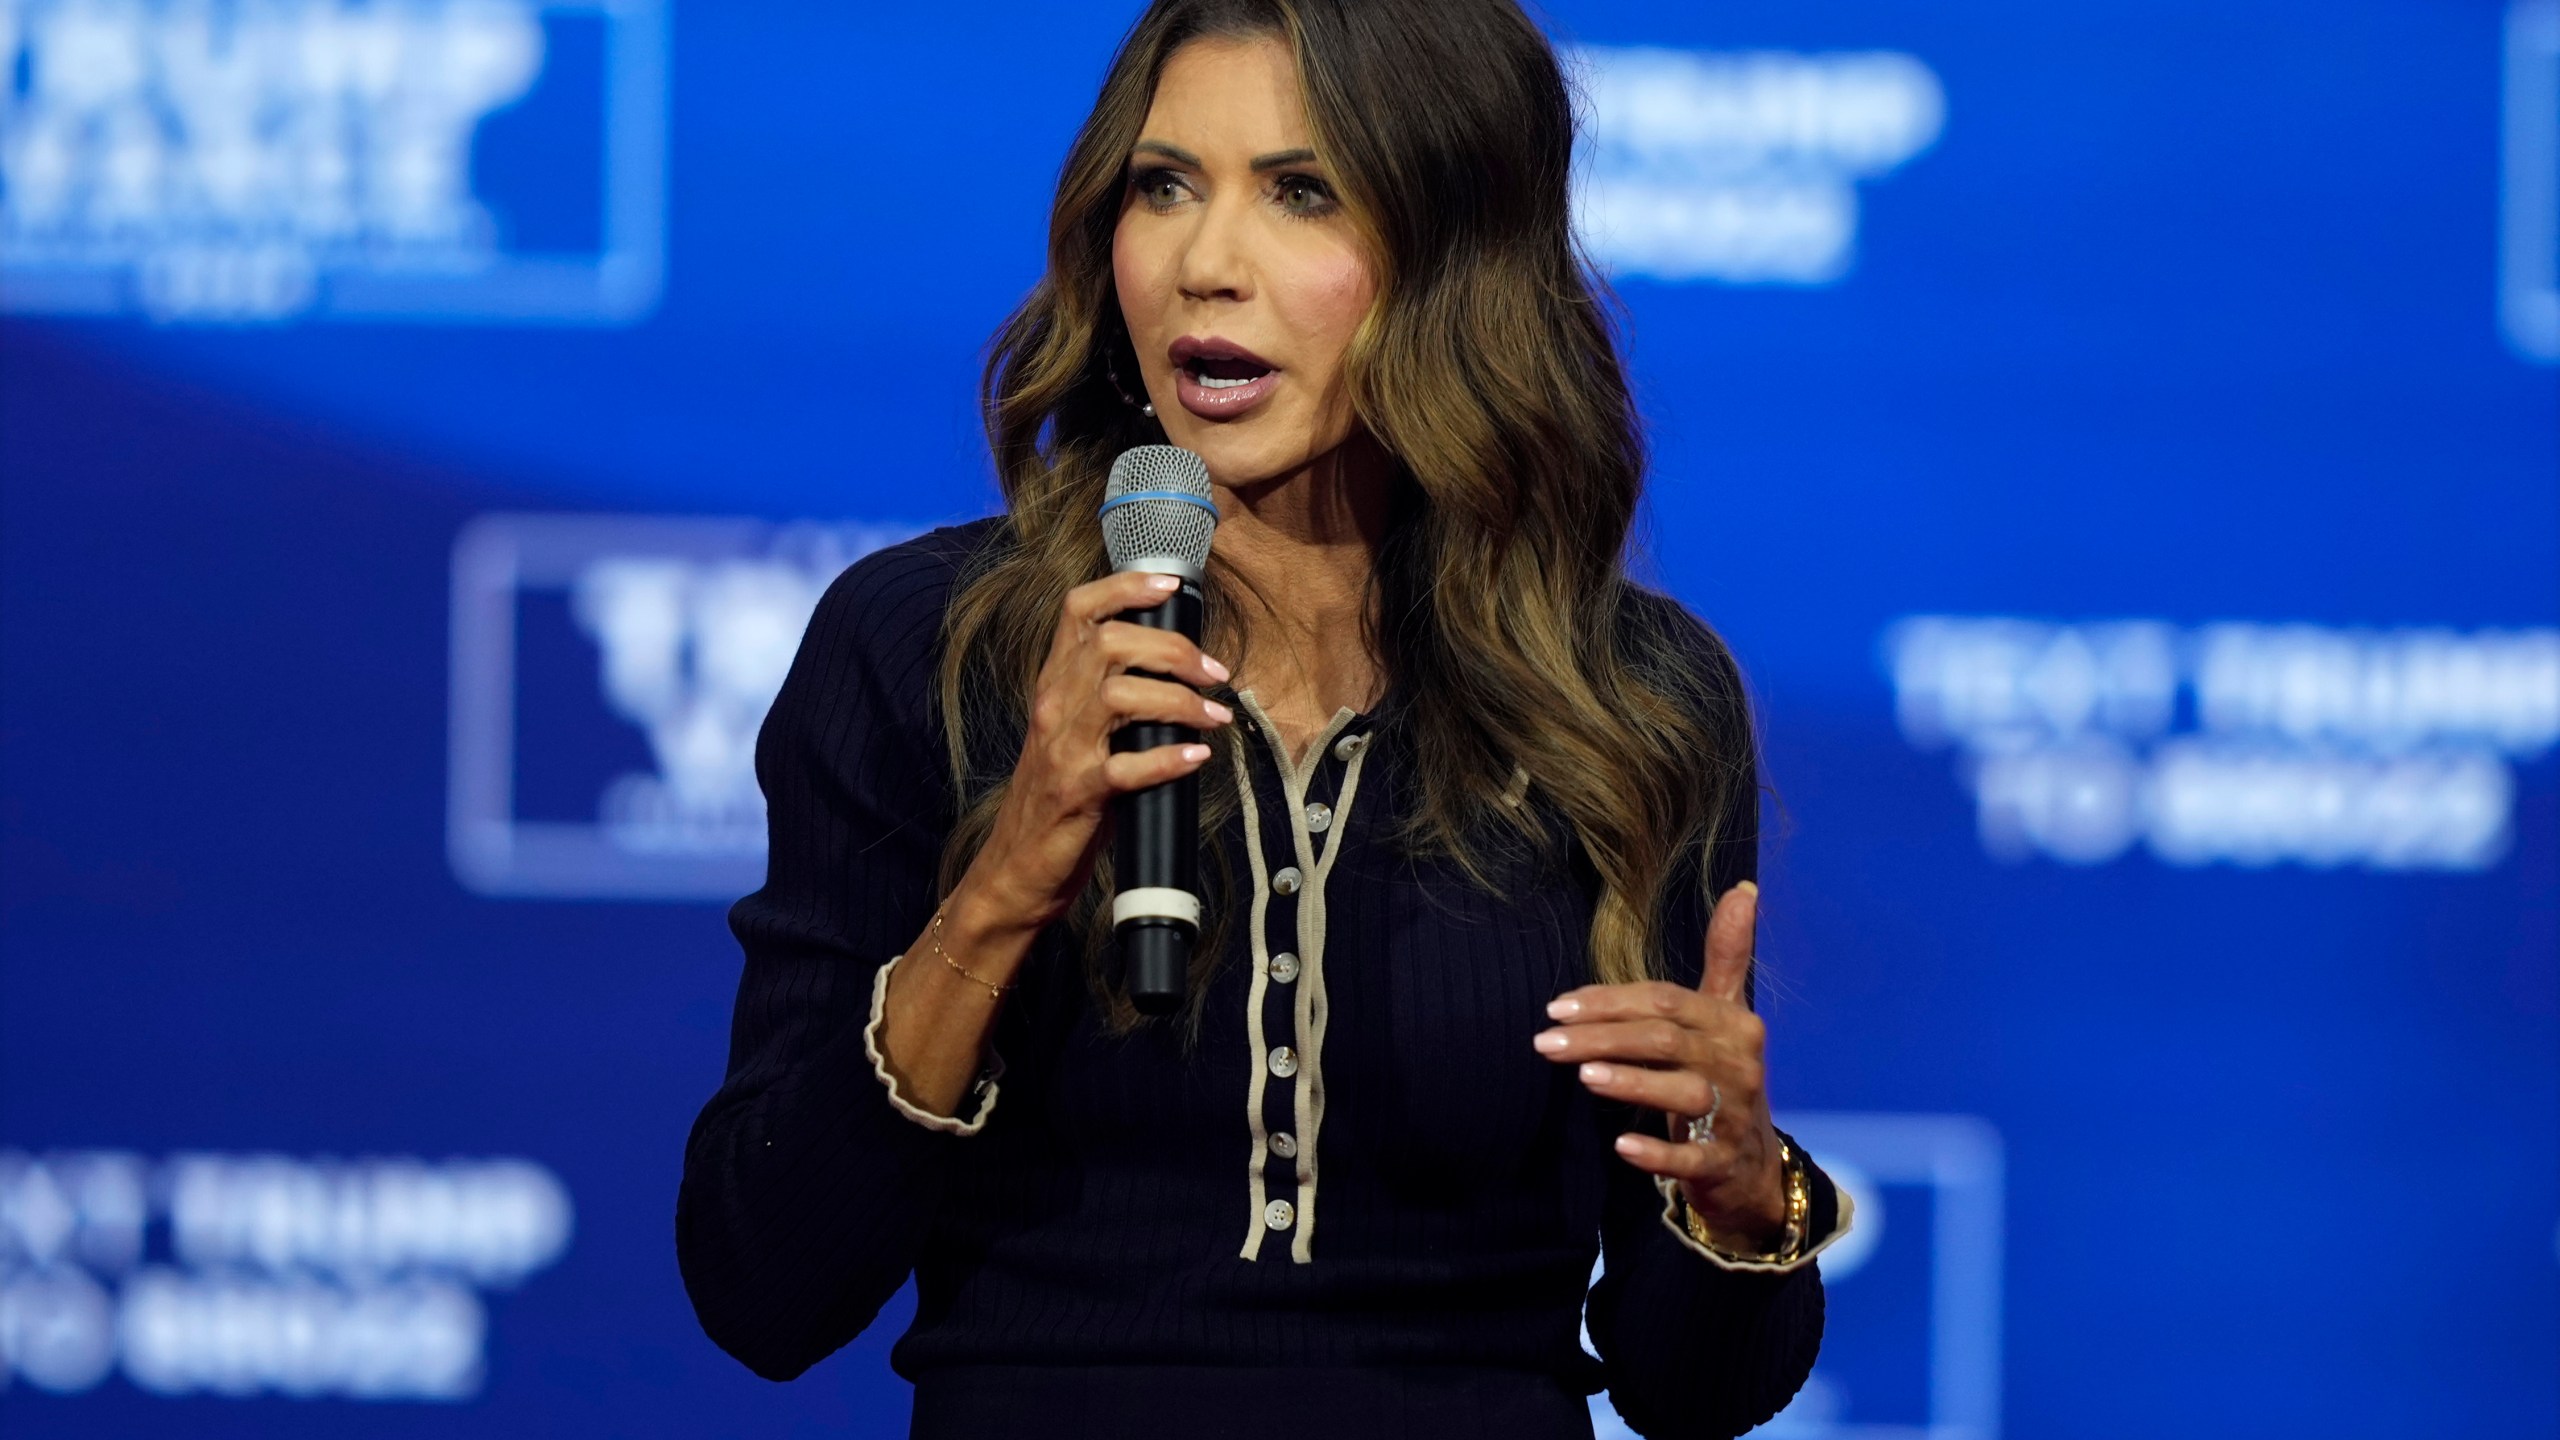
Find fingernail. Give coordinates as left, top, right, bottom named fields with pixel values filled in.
left=1181, top=744, right=1210, bottom=762
left=1532, top=1030, right=1568, bottom=1052
left=1580, top=1062, right=1613, bottom=1084
left=1204, top=700, right=1234, bottom=724
left=1613, top=1134, right=1641, bottom=1155
left=1546, top=997, right=1580, bottom=1019
left=1735, top=880, right=1759, bottom=897
left=1202, top=656, right=1232, bottom=681
left=1150, top=575, right=1180, bottom=591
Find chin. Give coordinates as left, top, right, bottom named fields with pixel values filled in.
left=1170, top=429, right=1315, bottom=491
left=1172, top=412, right=1358, bottom=487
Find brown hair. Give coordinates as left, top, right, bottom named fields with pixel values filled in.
left=936, top=0, right=1753, bottom=1025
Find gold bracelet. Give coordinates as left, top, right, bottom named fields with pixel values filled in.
left=926, top=904, right=1012, bottom=1002
left=1682, top=1136, right=1810, bottom=1264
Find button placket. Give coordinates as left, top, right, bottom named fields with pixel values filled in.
left=1230, top=692, right=1376, bottom=1264
left=1255, top=819, right=1304, bottom=1204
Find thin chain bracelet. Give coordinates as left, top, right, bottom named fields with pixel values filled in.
left=927, top=904, right=1013, bottom=1002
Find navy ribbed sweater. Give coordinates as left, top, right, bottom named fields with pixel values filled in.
left=676, top=518, right=1839, bottom=1438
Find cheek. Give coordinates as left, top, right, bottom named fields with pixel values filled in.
left=1284, top=249, right=1377, bottom=378
left=1112, top=219, right=1168, bottom=336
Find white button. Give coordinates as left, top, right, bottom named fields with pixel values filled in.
left=1269, top=952, right=1300, bottom=984
left=1269, top=1131, right=1298, bottom=1159
left=1272, top=866, right=1303, bottom=895
left=1304, top=802, right=1332, bottom=833
left=1334, top=733, right=1367, bottom=762
left=1264, top=1199, right=1296, bottom=1230
left=1268, top=1045, right=1298, bottom=1078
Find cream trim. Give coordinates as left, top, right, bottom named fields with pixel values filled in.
left=859, top=956, right=1003, bottom=1136
left=1497, top=763, right=1532, bottom=809
left=1228, top=724, right=1280, bottom=1262
left=1110, top=886, right=1202, bottom=927
left=1649, top=1172, right=1858, bottom=1275
left=1233, top=690, right=1366, bottom=1264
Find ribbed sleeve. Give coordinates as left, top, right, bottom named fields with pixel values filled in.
left=1580, top=593, right=1830, bottom=1438
left=674, top=530, right=980, bottom=1381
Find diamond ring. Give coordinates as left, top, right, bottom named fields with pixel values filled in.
left=1684, top=1081, right=1723, bottom=1146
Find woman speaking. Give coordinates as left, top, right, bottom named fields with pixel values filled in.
left=677, top=1, right=1855, bottom=1434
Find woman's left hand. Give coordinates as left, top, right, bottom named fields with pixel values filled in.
left=1533, top=880, right=1787, bottom=1251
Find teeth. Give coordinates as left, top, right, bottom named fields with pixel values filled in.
left=1197, top=374, right=1257, bottom=389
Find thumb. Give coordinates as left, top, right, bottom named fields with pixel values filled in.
left=1701, top=880, right=1757, bottom=1004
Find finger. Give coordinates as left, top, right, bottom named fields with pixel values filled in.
left=1610, top=1131, right=1720, bottom=1183
left=1701, top=880, right=1757, bottom=1004
left=1100, top=744, right=1214, bottom=793
left=1095, top=620, right=1231, bottom=688
left=1572, top=1061, right=1716, bottom=1116
left=1099, top=674, right=1233, bottom=732
left=1530, top=1016, right=1700, bottom=1067
left=1064, top=571, right=1184, bottom=627
left=1545, top=981, right=1701, bottom=1025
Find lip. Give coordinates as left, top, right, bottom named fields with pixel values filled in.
left=1167, top=335, right=1281, bottom=421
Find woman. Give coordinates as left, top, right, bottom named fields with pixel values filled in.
left=677, top=1, right=1855, bottom=1435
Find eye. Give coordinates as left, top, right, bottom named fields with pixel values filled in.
left=1130, top=166, right=1193, bottom=211
left=1274, top=173, right=1338, bottom=219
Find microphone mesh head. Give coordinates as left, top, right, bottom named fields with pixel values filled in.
left=1102, top=445, right=1217, bottom=575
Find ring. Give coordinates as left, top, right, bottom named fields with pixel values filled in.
left=1684, top=1081, right=1723, bottom=1146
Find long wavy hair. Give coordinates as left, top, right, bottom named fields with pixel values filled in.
left=935, top=0, right=1752, bottom=1027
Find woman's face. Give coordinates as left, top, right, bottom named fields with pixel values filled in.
left=1112, top=36, right=1378, bottom=489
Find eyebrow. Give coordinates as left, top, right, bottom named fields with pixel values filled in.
left=1131, top=140, right=1322, bottom=172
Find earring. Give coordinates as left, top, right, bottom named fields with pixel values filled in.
left=1103, top=344, right=1156, bottom=418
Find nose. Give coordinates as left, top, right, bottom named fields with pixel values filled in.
left=1174, top=188, right=1254, bottom=305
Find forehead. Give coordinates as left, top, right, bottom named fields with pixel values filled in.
left=1141, top=35, right=1311, bottom=153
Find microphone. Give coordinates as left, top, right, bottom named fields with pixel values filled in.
left=1100, top=445, right=1219, bottom=1016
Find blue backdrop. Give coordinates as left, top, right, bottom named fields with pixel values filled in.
left=3, top=2, right=2554, bottom=1436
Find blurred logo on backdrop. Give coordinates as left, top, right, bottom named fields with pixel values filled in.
left=0, top=0, right=667, bottom=324
left=2505, top=0, right=2560, bottom=362
left=448, top=514, right=926, bottom=901
left=1885, top=617, right=2560, bottom=870
left=0, top=1150, right=570, bottom=1400
left=1567, top=45, right=1943, bottom=286
left=1588, top=1114, right=2003, bottom=1440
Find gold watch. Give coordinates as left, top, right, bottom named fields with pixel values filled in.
left=1681, top=1135, right=1810, bottom=1264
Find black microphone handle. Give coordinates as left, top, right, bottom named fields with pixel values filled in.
left=1110, top=579, right=1206, bottom=1015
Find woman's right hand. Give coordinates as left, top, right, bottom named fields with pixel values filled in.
left=962, top=571, right=1234, bottom=934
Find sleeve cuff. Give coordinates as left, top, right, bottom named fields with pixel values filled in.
left=860, top=954, right=1005, bottom=1136
left=1650, top=1159, right=1857, bottom=1275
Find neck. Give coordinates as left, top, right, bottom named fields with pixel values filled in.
left=1210, top=433, right=1394, bottom=710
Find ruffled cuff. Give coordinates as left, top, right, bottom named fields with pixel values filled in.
left=1652, top=1154, right=1856, bottom=1275
left=860, top=954, right=1005, bottom=1136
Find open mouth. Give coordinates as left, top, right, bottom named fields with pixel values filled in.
left=1167, top=336, right=1281, bottom=418
left=1186, top=355, right=1272, bottom=389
